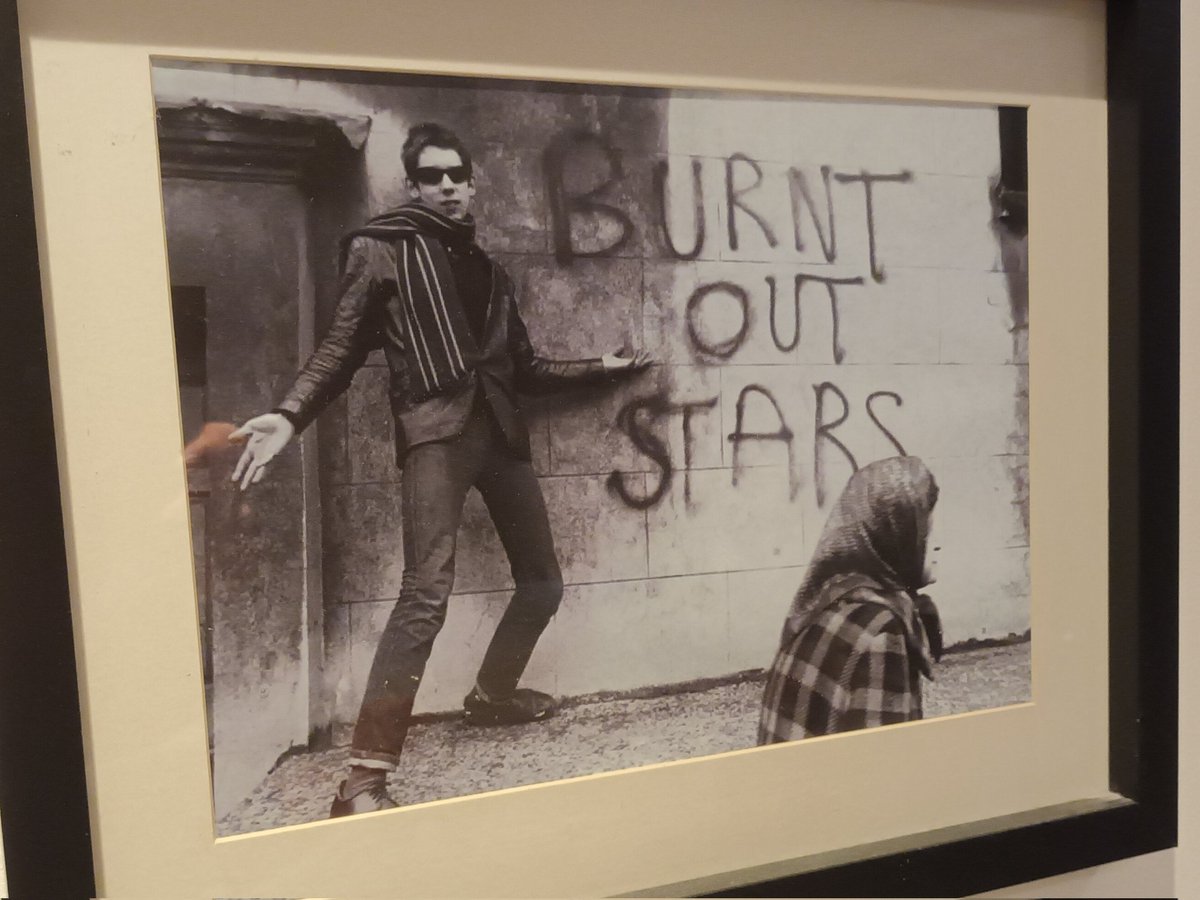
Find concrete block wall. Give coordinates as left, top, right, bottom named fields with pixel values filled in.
left=317, top=82, right=1028, bottom=718
left=155, top=67, right=1028, bottom=730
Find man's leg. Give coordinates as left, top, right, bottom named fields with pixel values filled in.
left=468, top=447, right=564, bottom=716
left=334, top=408, right=489, bottom=812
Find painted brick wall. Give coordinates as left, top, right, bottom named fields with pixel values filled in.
left=154, top=68, right=1028, bottom=728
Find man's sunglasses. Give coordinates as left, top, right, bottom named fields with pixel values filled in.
left=411, top=165, right=471, bottom=186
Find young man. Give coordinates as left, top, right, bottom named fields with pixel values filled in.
left=231, top=122, right=650, bottom=816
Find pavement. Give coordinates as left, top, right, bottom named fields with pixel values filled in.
left=217, top=640, right=1031, bottom=837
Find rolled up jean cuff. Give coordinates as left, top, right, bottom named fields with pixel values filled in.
left=349, top=751, right=399, bottom=771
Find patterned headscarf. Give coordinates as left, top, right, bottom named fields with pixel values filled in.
left=783, top=456, right=939, bottom=645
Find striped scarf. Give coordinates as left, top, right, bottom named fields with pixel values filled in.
left=341, top=203, right=484, bottom=400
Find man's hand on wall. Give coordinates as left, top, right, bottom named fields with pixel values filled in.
left=601, top=348, right=654, bottom=374
left=230, top=412, right=296, bottom=490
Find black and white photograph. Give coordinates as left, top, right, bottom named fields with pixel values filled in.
left=152, top=59, right=1032, bottom=836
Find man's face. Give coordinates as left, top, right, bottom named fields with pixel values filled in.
left=406, top=145, right=475, bottom=220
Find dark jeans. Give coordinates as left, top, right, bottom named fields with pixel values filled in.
left=349, top=397, right=563, bottom=770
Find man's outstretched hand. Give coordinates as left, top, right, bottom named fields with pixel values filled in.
left=601, top=348, right=654, bottom=373
left=230, top=412, right=295, bottom=490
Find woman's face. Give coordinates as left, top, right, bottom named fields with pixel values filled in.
left=922, top=508, right=941, bottom=586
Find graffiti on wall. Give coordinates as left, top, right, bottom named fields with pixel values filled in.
left=545, top=131, right=918, bottom=510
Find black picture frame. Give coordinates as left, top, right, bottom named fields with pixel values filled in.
left=0, top=0, right=96, bottom=896
left=0, top=1, right=1178, bottom=897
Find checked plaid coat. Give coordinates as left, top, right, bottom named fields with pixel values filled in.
left=758, top=579, right=935, bottom=742
left=758, top=457, right=943, bottom=744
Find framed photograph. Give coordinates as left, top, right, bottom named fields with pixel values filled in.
left=0, top=0, right=1178, bottom=897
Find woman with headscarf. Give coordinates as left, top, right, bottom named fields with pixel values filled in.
left=758, top=456, right=943, bottom=744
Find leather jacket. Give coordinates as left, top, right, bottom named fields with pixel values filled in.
left=276, top=235, right=611, bottom=463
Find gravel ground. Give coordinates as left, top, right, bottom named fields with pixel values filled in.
left=218, top=640, right=1030, bottom=836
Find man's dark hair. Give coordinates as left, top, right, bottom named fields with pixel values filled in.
left=402, top=122, right=473, bottom=180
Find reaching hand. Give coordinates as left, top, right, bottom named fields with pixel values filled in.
left=230, top=413, right=295, bottom=491
left=601, top=348, right=654, bottom=373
